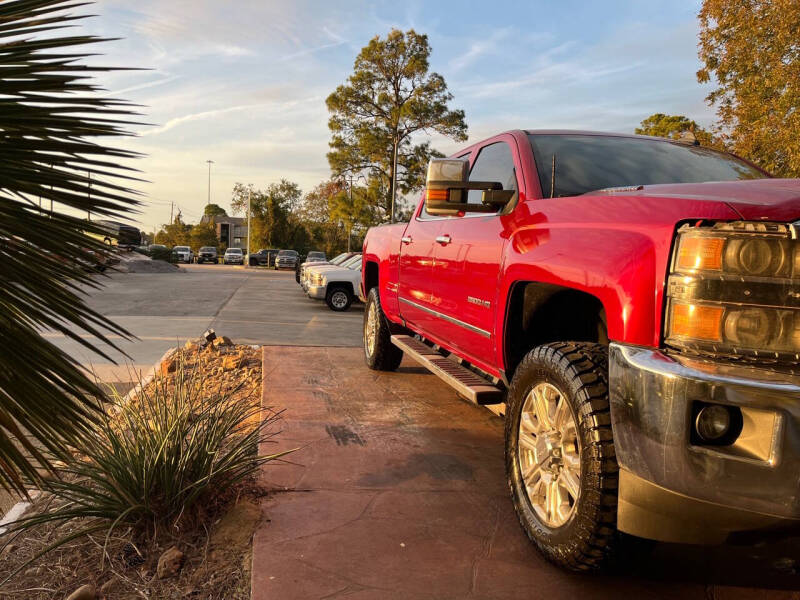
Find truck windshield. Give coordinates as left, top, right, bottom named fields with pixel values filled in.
left=528, top=134, right=766, bottom=198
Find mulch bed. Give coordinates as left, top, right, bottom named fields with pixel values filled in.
left=0, top=341, right=266, bottom=600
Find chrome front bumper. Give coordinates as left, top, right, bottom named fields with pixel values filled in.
left=307, top=284, right=326, bottom=300
left=609, top=343, right=800, bottom=544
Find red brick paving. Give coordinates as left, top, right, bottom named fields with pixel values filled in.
left=252, top=347, right=799, bottom=600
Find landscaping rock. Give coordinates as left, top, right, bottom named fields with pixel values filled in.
left=183, top=339, right=199, bottom=352
left=65, top=584, right=96, bottom=600
left=157, top=546, right=184, bottom=579
left=222, top=352, right=244, bottom=371
left=212, top=335, right=233, bottom=348
left=160, top=355, right=177, bottom=376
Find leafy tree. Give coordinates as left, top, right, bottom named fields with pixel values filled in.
left=329, top=185, right=376, bottom=252
left=697, top=0, right=800, bottom=176
left=635, top=113, right=715, bottom=146
left=155, top=215, right=191, bottom=247
left=231, top=180, right=302, bottom=250
left=190, top=221, right=218, bottom=251
left=0, top=1, right=141, bottom=493
left=295, top=180, right=349, bottom=255
left=326, top=29, right=468, bottom=221
left=204, top=203, right=227, bottom=218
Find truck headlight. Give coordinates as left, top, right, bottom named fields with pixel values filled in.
left=666, top=221, right=800, bottom=360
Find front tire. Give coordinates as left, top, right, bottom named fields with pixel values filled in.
left=326, top=286, right=353, bottom=311
left=505, top=342, right=617, bottom=572
left=363, top=287, right=403, bottom=371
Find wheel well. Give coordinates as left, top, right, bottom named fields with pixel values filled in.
left=504, top=282, right=608, bottom=378
left=364, top=261, right=379, bottom=293
left=328, top=281, right=354, bottom=296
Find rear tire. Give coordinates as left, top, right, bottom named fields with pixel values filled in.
left=326, top=286, right=353, bottom=311
left=505, top=342, right=617, bottom=572
left=363, top=287, right=403, bottom=371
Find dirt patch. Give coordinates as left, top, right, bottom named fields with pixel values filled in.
left=0, top=341, right=266, bottom=599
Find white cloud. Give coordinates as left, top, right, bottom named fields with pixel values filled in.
left=449, top=27, right=512, bottom=72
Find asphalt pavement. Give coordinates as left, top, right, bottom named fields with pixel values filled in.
left=45, top=263, right=363, bottom=388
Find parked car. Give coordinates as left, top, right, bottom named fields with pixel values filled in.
left=172, top=245, right=193, bottom=263
left=307, top=255, right=363, bottom=311
left=275, top=249, right=299, bottom=270
left=302, top=253, right=361, bottom=291
left=297, top=251, right=350, bottom=283
left=295, top=250, right=326, bottom=281
left=361, top=129, right=798, bottom=571
left=248, top=248, right=279, bottom=267
left=223, top=247, right=244, bottom=265
left=197, top=246, right=218, bottom=264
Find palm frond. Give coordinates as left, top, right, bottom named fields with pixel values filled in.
left=0, top=0, right=144, bottom=494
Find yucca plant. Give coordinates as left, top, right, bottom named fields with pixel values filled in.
left=0, top=0, right=143, bottom=494
left=0, top=362, right=289, bottom=584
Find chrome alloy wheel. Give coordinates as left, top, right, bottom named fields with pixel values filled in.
left=364, top=299, right=378, bottom=356
left=517, top=382, right=581, bottom=528
left=330, top=290, right=349, bottom=309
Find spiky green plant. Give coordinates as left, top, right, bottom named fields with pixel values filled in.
left=0, top=362, right=290, bottom=584
left=0, top=0, right=143, bottom=494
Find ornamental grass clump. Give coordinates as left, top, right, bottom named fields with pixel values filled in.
left=0, top=360, right=288, bottom=584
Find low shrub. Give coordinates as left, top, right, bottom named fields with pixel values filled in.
left=149, top=246, right=175, bottom=262
left=0, top=360, right=289, bottom=583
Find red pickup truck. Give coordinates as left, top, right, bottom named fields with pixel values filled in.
left=360, top=130, right=800, bottom=571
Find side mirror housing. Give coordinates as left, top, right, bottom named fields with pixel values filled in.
left=424, top=158, right=513, bottom=215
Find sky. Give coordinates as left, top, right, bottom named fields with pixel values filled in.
left=78, top=0, right=712, bottom=232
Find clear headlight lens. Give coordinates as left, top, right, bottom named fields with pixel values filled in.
left=667, top=221, right=800, bottom=360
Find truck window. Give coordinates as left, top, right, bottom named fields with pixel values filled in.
left=467, top=142, right=517, bottom=206
left=529, top=133, right=766, bottom=198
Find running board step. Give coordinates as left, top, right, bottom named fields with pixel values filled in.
left=391, top=335, right=504, bottom=405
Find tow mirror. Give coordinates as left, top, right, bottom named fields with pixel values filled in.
left=424, top=158, right=514, bottom=215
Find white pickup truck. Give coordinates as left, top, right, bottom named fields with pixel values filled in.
left=306, top=254, right=363, bottom=311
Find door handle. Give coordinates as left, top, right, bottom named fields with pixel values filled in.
left=435, top=234, right=452, bottom=245
left=401, top=236, right=413, bottom=244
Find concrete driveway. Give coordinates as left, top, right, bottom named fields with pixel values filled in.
left=254, top=347, right=800, bottom=600
left=45, top=263, right=363, bottom=387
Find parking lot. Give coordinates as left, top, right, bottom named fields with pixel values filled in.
left=45, top=263, right=363, bottom=387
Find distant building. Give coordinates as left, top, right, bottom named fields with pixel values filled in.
left=200, top=215, right=247, bottom=248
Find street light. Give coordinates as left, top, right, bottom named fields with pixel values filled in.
left=246, top=187, right=252, bottom=267
left=206, top=160, right=214, bottom=206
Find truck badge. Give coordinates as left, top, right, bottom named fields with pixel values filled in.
left=467, top=296, right=491, bottom=308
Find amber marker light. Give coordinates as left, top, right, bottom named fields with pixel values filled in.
left=670, top=303, right=724, bottom=341
left=677, top=236, right=725, bottom=271
left=425, top=188, right=449, bottom=202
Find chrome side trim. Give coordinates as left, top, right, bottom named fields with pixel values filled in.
left=399, top=297, right=492, bottom=338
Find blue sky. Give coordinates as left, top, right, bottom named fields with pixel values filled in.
left=82, top=0, right=711, bottom=232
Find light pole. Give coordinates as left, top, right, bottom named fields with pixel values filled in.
left=246, top=187, right=252, bottom=267
left=206, top=160, right=214, bottom=206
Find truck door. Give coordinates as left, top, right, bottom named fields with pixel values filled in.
left=431, top=139, right=521, bottom=373
left=397, top=198, right=444, bottom=338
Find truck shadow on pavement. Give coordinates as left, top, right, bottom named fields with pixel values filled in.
left=614, top=531, right=800, bottom=591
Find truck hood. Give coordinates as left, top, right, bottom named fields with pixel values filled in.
left=622, top=179, right=800, bottom=222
